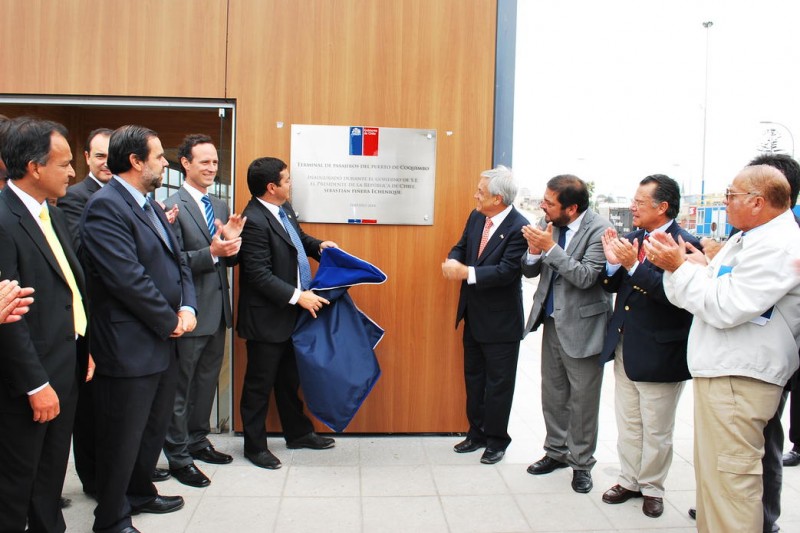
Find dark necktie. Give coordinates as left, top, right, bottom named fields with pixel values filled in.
left=143, top=201, right=174, bottom=253
left=544, top=226, right=568, bottom=317
left=201, top=195, right=216, bottom=238
left=279, top=207, right=313, bottom=290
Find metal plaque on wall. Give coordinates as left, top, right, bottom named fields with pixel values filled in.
left=290, top=124, right=436, bottom=225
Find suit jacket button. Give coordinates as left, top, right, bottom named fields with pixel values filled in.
left=624, top=305, right=630, bottom=311
left=603, top=279, right=608, bottom=284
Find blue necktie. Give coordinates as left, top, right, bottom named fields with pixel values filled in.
left=544, top=226, right=568, bottom=317
left=201, top=195, right=216, bottom=237
left=279, top=207, right=312, bottom=290
left=144, top=201, right=174, bottom=253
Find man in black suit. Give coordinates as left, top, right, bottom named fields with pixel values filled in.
left=55, top=127, right=112, bottom=498
left=442, top=165, right=529, bottom=465
left=81, top=125, right=197, bottom=533
left=162, top=134, right=244, bottom=487
left=0, top=117, right=90, bottom=533
left=58, top=128, right=113, bottom=251
left=598, top=174, right=698, bottom=518
left=237, top=156, right=337, bottom=469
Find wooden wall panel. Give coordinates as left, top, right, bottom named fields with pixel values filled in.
left=0, top=0, right=227, bottom=98
left=227, top=0, right=498, bottom=432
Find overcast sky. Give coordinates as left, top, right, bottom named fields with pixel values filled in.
left=512, top=0, right=800, bottom=199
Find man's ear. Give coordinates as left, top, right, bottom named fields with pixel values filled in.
left=130, top=153, right=145, bottom=172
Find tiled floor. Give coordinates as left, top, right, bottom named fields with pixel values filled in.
left=62, top=280, right=800, bottom=532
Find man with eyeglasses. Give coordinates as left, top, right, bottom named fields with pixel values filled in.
left=646, top=164, right=800, bottom=533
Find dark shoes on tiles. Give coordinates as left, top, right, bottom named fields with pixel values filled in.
left=526, top=455, right=569, bottom=475
left=783, top=448, right=800, bottom=467
left=191, top=445, right=233, bottom=465
left=480, top=448, right=505, bottom=464
left=132, top=495, right=185, bottom=515
left=286, top=432, right=335, bottom=450
left=571, top=470, right=593, bottom=493
left=245, top=449, right=282, bottom=470
left=151, top=468, right=171, bottom=482
left=642, top=496, right=664, bottom=518
left=453, top=438, right=485, bottom=453
left=601, top=484, right=642, bottom=504
left=170, top=463, right=211, bottom=488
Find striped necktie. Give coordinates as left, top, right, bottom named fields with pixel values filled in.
left=477, top=217, right=493, bottom=257
left=143, top=201, right=174, bottom=253
left=201, top=195, right=216, bottom=238
left=39, top=207, right=87, bottom=336
left=279, top=207, right=313, bottom=290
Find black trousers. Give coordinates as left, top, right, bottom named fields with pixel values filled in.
left=0, top=379, right=77, bottom=533
left=92, top=349, right=178, bottom=533
left=462, top=320, right=520, bottom=451
left=240, top=339, right=314, bottom=453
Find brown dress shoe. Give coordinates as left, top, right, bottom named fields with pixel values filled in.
left=601, top=484, right=643, bottom=504
left=643, top=496, right=664, bottom=518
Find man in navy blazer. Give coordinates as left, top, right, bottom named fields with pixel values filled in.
left=81, top=125, right=197, bottom=533
left=443, top=165, right=529, bottom=465
left=598, top=174, right=698, bottom=518
left=0, top=118, right=90, bottom=533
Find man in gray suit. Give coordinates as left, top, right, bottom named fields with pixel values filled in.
left=521, top=174, right=611, bottom=493
left=162, top=134, right=244, bottom=487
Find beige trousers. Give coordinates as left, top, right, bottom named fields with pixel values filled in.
left=614, top=346, right=685, bottom=497
left=694, top=376, right=782, bottom=533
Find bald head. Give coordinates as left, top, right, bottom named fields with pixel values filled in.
left=738, top=165, right=791, bottom=210
left=726, top=165, right=792, bottom=232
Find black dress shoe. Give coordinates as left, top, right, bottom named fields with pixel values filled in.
left=783, top=449, right=800, bottom=467
left=131, top=495, right=185, bottom=515
left=526, top=455, right=569, bottom=475
left=191, top=445, right=233, bottom=465
left=151, top=467, right=171, bottom=482
left=453, top=438, right=485, bottom=453
left=286, top=432, right=335, bottom=450
left=170, top=463, right=210, bottom=488
left=59, top=497, right=71, bottom=509
left=643, top=496, right=664, bottom=518
left=245, top=449, right=282, bottom=469
left=688, top=507, right=696, bottom=520
left=480, top=448, right=505, bottom=464
left=119, top=527, right=141, bottom=533
left=602, top=484, right=642, bottom=504
left=571, top=470, right=593, bottom=493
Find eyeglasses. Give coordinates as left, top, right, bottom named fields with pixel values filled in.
left=724, top=188, right=759, bottom=201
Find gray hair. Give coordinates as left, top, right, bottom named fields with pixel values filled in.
left=480, top=164, right=517, bottom=206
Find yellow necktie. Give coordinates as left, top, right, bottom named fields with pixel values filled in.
left=39, top=207, right=87, bottom=337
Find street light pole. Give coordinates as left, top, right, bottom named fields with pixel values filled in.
left=700, top=21, right=713, bottom=206
left=759, top=120, right=795, bottom=157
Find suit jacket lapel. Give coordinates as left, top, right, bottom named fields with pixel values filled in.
left=110, top=180, right=176, bottom=258
left=565, top=210, right=593, bottom=255
left=2, top=188, right=69, bottom=285
left=179, top=188, right=213, bottom=244
left=254, top=199, right=294, bottom=247
left=476, top=208, right=515, bottom=265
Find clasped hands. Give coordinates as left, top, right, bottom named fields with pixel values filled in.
left=171, top=309, right=198, bottom=337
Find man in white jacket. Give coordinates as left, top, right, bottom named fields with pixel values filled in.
left=645, top=164, right=800, bottom=533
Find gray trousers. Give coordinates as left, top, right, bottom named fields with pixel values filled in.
left=164, top=320, right=226, bottom=468
left=540, top=317, right=603, bottom=470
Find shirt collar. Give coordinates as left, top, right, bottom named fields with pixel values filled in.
left=182, top=181, right=208, bottom=203
left=113, top=175, right=147, bottom=208
left=646, top=219, right=674, bottom=236
left=487, top=204, right=513, bottom=226
left=565, top=210, right=587, bottom=234
left=88, top=172, right=105, bottom=188
left=256, top=196, right=281, bottom=218
left=6, top=179, right=46, bottom=219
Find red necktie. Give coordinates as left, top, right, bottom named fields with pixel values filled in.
left=637, top=234, right=649, bottom=263
left=477, top=217, right=493, bottom=257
